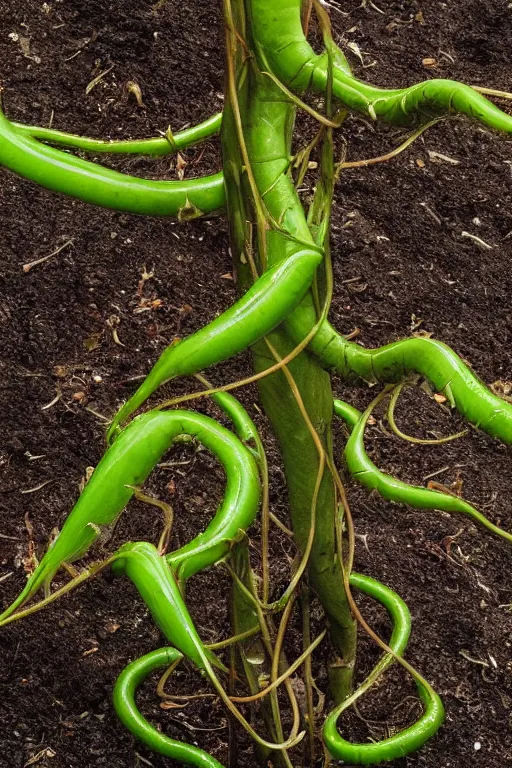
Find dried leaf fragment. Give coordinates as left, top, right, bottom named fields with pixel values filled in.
left=175, top=153, right=188, bottom=181
left=126, top=80, right=144, bottom=107
left=178, top=197, right=204, bottom=222
left=24, top=748, right=56, bottom=767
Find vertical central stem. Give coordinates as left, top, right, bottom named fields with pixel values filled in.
left=252, top=334, right=356, bottom=700
left=221, top=0, right=356, bottom=704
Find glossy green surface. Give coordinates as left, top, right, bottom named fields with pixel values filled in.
left=229, top=40, right=358, bottom=697
left=334, top=399, right=512, bottom=542
left=112, top=542, right=213, bottom=670
left=0, top=410, right=259, bottom=622
left=15, top=112, right=222, bottom=156
left=0, top=106, right=224, bottom=217
left=113, top=646, right=225, bottom=768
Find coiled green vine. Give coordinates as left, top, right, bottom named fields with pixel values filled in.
left=1, top=0, right=511, bottom=765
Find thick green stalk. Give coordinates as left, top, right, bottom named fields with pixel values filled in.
left=251, top=335, right=356, bottom=699
left=222, top=0, right=356, bottom=701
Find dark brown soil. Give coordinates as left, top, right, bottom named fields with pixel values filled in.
left=1, top=1, right=511, bottom=766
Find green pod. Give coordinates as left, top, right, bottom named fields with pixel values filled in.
left=107, top=248, right=322, bottom=439
left=0, top=107, right=224, bottom=217
left=333, top=399, right=512, bottom=542
left=113, top=646, right=225, bottom=768
left=0, top=410, right=260, bottom=622
left=324, top=572, right=444, bottom=764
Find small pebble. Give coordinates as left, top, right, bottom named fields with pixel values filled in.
left=474, top=741, right=482, bottom=751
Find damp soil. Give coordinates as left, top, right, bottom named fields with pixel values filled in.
left=0, top=1, right=511, bottom=766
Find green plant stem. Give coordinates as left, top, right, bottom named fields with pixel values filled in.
left=222, top=0, right=356, bottom=702
left=0, top=105, right=224, bottom=217
left=0, top=410, right=260, bottom=622
left=229, top=542, right=294, bottom=768
left=106, top=247, right=322, bottom=439
left=14, top=112, right=222, bottom=156
left=334, top=397, right=512, bottom=543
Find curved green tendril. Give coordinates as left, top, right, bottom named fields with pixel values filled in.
left=106, top=247, right=322, bottom=441
left=333, top=398, right=512, bottom=543
left=387, top=383, right=469, bottom=445
left=113, top=646, right=225, bottom=768
left=249, top=0, right=512, bottom=134
left=323, top=572, right=444, bottom=765
left=0, top=409, right=260, bottom=623
left=14, top=112, right=222, bottom=157
left=0, top=105, right=224, bottom=217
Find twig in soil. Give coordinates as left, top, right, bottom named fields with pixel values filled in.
left=461, top=231, right=494, bottom=250
left=135, top=753, right=155, bottom=767
left=422, top=465, right=450, bottom=482
left=41, top=389, right=62, bottom=411
left=23, top=238, right=74, bottom=273
left=472, top=85, right=512, bottom=101
left=20, top=479, right=53, bottom=494
left=420, top=202, right=442, bottom=225
left=85, top=65, right=115, bottom=96
left=85, top=406, right=110, bottom=422
left=339, top=119, right=442, bottom=171
left=24, top=748, right=57, bottom=767
left=107, top=315, right=125, bottom=346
